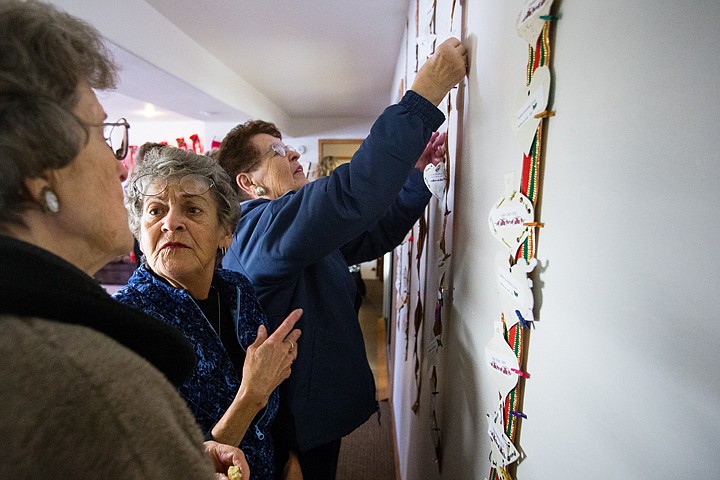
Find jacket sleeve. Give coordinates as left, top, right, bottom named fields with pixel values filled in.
left=237, top=91, right=445, bottom=281
left=339, top=169, right=431, bottom=265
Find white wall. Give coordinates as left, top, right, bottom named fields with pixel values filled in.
left=391, top=1, right=720, bottom=479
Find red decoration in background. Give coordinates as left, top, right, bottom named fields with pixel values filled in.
left=211, top=137, right=222, bottom=149
left=189, top=133, right=203, bottom=154
left=122, top=145, right=138, bottom=176
left=176, top=137, right=188, bottom=150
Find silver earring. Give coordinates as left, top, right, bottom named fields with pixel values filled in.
left=220, top=246, right=227, bottom=256
left=255, top=186, right=266, bottom=196
left=40, top=186, right=60, bottom=214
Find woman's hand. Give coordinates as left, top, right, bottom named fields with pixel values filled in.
left=203, top=440, right=250, bottom=480
left=415, top=131, right=447, bottom=172
left=210, top=309, right=302, bottom=446
left=240, top=309, right=303, bottom=406
left=410, top=37, right=468, bottom=106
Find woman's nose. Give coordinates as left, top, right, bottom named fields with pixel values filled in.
left=288, top=149, right=301, bottom=162
left=161, top=206, right=185, bottom=232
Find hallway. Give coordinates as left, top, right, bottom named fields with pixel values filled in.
left=337, top=278, right=396, bottom=479
left=357, top=278, right=389, bottom=400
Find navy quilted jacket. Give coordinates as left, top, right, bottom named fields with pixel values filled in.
left=113, top=265, right=278, bottom=479
left=222, top=90, right=443, bottom=450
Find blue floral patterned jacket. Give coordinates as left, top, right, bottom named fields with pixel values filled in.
left=113, top=265, right=279, bottom=480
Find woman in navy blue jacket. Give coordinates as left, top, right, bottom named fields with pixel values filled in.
left=218, top=38, right=468, bottom=479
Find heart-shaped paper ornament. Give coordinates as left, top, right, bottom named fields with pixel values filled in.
left=395, top=240, right=411, bottom=307
left=487, top=400, right=521, bottom=468
left=512, top=65, right=551, bottom=155
left=516, top=0, right=555, bottom=45
left=488, top=174, right=535, bottom=256
left=424, top=162, right=447, bottom=200
left=484, top=322, right=521, bottom=404
left=496, top=252, right=537, bottom=330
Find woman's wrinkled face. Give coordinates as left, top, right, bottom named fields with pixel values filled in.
left=139, top=181, right=231, bottom=291
left=52, top=82, right=133, bottom=273
left=249, top=133, right=308, bottom=198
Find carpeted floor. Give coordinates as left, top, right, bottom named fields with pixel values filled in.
left=336, top=279, right=396, bottom=479
left=337, top=399, right=396, bottom=480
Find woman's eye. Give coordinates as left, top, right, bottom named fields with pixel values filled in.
left=187, top=205, right=202, bottom=215
left=147, top=206, right=164, bottom=216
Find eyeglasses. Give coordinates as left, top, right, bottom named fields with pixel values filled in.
left=265, top=142, right=297, bottom=159
left=103, top=118, right=130, bottom=160
left=133, top=173, right=215, bottom=197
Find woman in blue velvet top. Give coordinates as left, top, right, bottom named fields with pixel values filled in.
left=113, top=145, right=302, bottom=479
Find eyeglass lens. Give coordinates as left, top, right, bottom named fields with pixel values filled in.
left=104, top=119, right=129, bottom=160
left=134, top=174, right=214, bottom=196
left=270, top=143, right=296, bottom=158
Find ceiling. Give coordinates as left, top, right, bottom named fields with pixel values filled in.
left=54, top=0, right=412, bottom=125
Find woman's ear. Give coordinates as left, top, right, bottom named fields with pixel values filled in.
left=22, top=169, right=55, bottom=201
left=220, top=229, right=233, bottom=249
left=23, top=170, right=60, bottom=212
left=236, top=172, right=258, bottom=198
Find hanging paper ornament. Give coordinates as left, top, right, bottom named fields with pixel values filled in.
left=211, top=137, right=222, bottom=149
left=484, top=321, right=521, bottom=404
left=429, top=366, right=442, bottom=465
left=512, top=65, right=551, bottom=155
left=487, top=400, right=521, bottom=469
left=496, top=252, right=537, bottom=330
left=424, top=162, right=447, bottom=200
left=516, top=0, right=555, bottom=45
left=488, top=174, right=535, bottom=257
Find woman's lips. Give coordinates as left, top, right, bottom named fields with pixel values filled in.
left=161, top=242, right=189, bottom=250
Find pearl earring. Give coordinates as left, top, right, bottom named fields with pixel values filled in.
left=40, top=186, right=60, bottom=214
left=255, top=186, right=267, bottom=196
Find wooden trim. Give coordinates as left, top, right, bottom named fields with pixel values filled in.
left=317, top=138, right=363, bottom=165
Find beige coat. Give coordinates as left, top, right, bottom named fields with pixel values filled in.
left=0, top=315, right=216, bottom=479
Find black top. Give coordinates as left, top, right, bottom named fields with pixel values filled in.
left=194, top=285, right=246, bottom=376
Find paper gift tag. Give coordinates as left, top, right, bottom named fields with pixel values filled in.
left=484, top=322, right=521, bottom=404
left=424, top=162, right=447, bottom=200
left=496, top=252, right=537, bottom=330
left=516, top=0, right=555, bottom=45
left=512, top=65, right=551, bottom=155
left=488, top=173, right=535, bottom=256
left=487, top=401, right=521, bottom=468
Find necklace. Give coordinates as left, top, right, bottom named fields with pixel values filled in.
left=210, top=285, right=221, bottom=337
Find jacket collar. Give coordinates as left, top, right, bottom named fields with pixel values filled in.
left=0, top=236, right=196, bottom=387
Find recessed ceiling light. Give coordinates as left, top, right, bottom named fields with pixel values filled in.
left=142, top=104, right=157, bottom=118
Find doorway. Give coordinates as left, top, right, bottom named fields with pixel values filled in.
left=316, top=138, right=363, bottom=179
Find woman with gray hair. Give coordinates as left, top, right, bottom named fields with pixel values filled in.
left=0, top=1, right=250, bottom=478
left=114, top=144, right=302, bottom=480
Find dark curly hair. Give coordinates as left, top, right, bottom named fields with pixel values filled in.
left=217, top=120, right=281, bottom=200
left=0, top=0, right=118, bottom=231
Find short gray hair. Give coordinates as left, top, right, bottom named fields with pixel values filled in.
left=125, top=145, right=240, bottom=239
left=0, top=0, right=118, bottom=231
